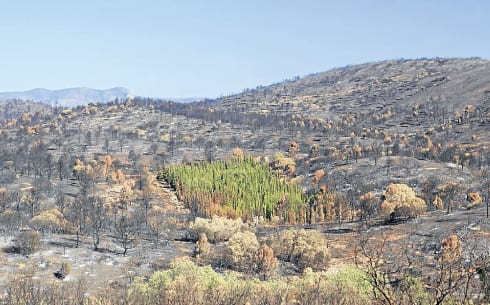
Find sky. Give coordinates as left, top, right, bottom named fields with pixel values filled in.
left=0, top=0, right=489, bottom=98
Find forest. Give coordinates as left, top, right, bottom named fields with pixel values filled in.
left=160, top=156, right=303, bottom=221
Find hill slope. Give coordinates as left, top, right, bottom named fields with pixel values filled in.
left=214, top=57, right=490, bottom=118
left=149, top=57, right=490, bottom=194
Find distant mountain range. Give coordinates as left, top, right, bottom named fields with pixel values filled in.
left=0, top=87, right=133, bottom=107
left=163, top=97, right=207, bottom=103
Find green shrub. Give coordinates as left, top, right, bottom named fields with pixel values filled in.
left=224, top=231, right=259, bottom=271
left=296, top=265, right=371, bottom=305
left=189, top=215, right=248, bottom=243
left=272, top=229, right=330, bottom=271
left=129, top=260, right=371, bottom=305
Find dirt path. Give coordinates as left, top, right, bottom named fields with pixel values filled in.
left=157, top=180, right=189, bottom=216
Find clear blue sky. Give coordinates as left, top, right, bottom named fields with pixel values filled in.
left=1, top=0, right=489, bottom=98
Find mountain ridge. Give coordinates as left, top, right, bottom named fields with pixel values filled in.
left=210, top=57, right=490, bottom=124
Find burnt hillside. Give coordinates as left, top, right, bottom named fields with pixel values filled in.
left=0, top=58, right=488, bottom=301
left=144, top=58, right=489, bottom=193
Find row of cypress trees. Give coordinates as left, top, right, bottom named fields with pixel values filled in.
left=158, top=157, right=303, bottom=222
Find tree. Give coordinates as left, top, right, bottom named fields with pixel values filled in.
left=204, top=140, right=216, bottom=162
left=150, top=143, right=159, bottom=155
left=359, top=191, right=378, bottom=225
left=57, top=154, right=70, bottom=180
left=371, top=143, right=383, bottom=166
left=85, top=131, right=92, bottom=146
left=356, top=229, right=481, bottom=305
left=8, top=190, right=22, bottom=228
left=256, top=244, right=278, bottom=279
left=433, top=195, right=444, bottom=210
left=272, top=228, right=330, bottom=271
left=189, top=216, right=245, bottom=243
left=352, top=144, right=362, bottom=162
left=79, top=163, right=96, bottom=197
left=116, top=214, right=135, bottom=256
left=312, top=169, right=325, bottom=186
left=128, top=149, right=140, bottom=169
left=482, top=167, right=490, bottom=218
left=89, top=196, right=105, bottom=251
left=29, top=208, right=71, bottom=233
left=148, top=206, right=176, bottom=248
left=288, top=141, right=300, bottom=156
left=14, top=230, right=41, bottom=255
left=363, top=229, right=445, bottom=304
left=118, top=138, right=126, bottom=152
left=231, top=147, right=244, bottom=159
left=310, top=144, right=320, bottom=158
left=103, top=137, right=110, bottom=154
left=194, top=232, right=211, bottom=259
left=381, top=183, right=426, bottom=220
left=21, top=193, right=36, bottom=219
left=54, top=185, right=68, bottom=214
left=467, top=192, right=482, bottom=209
left=437, top=182, right=461, bottom=214
left=69, top=196, right=88, bottom=248
left=141, top=185, right=153, bottom=227
left=428, top=234, right=472, bottom=305
left=225, top=231, right=259, bottom=272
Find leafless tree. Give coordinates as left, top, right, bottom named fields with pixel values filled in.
left=116, top=214, right=135, bottom=256
left=89, top=196, right=105, bottom=251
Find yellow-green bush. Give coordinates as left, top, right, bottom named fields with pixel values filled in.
left=29, top=208, right=72, bottom=233
left=224, top=231, right=259, bottom=271
left=129, top=260, right=370, bottom=305
left=272, top=229, right=330, bottom=271
left=189, top=215, right=248, bottom=243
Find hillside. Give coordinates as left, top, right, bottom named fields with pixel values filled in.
left=208, top=58, right=490, bottom=147
left=0, top=58, right=489, bottom=304
left=154, top=58, right=489, bottom=190
left=0, top=58, right=488, bottom=215
left=215, top=57, right=490, bottom=117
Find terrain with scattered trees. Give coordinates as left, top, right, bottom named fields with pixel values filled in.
left=0, top=57, right=489, bottom=304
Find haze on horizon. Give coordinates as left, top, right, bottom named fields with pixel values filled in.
left=1, top=0, right=489, bottom=99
